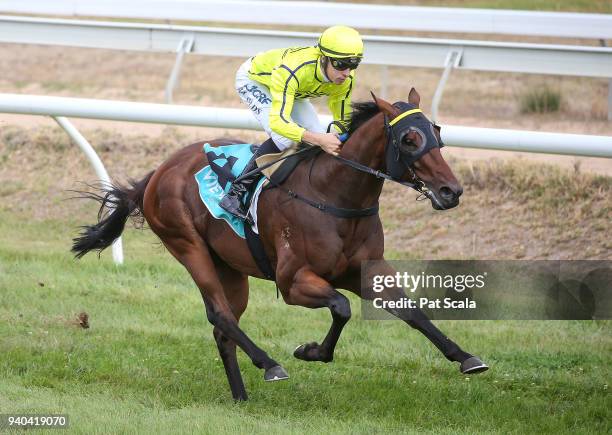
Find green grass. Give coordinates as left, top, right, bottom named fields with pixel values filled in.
left=0, top=211, right=610, bottom=434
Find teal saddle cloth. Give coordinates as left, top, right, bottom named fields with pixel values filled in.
left=194, top=143, right=266, bottom=239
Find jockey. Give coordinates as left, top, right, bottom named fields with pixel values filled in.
left=219, top=25, right=364, bottom=221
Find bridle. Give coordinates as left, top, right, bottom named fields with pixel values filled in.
left=266, top=103, right=445, bottom=217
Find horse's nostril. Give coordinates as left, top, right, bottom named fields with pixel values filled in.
left=439, top=186, right=454, bottom=200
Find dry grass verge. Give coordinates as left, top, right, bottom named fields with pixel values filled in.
left=1, top=125, right=609, bottom=260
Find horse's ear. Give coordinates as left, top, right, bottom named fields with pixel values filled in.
left=371, top=91, right=396, bottom=118
left=408, top=87, right=421, bottom=107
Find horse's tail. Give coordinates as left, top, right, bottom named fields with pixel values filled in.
left=71, top=171, right=154, bottom=259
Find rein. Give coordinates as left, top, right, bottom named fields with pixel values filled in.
left=331, top=112, right=435, bottom=198
left=331, top=154, right=427, bottom=193
left=265, top=174, right=379, bottom=218
left=233, top=145, right=379, bottom=218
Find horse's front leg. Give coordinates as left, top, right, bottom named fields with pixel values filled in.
left=352, top=260, right=488, bottom=374
left=281, top=267, right=351, bottom=363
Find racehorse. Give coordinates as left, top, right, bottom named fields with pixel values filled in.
left=72, top=89, right=488, bottom=401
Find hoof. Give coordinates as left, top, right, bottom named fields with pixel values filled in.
left=293, top=342, right=316, bottom=360
left=293, top=342, right=332, bottom=362
left=264, top=365, right=289, bottom=382
left=460, top=356, right=489, bottom=374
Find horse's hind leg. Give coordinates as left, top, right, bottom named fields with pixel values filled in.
left=212, top=260, right=249, bottom=401
left=283, top=267, right=351, bottom=363
left=162, top=236, right=288, bottom=395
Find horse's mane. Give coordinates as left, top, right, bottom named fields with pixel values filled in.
left=347, top=101, right=380, bottom=135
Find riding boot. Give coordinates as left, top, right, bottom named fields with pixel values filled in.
left=219, top=138, right=278, bottom=223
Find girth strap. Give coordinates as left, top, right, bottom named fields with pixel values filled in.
left=244, top=223, right=276, bottom=282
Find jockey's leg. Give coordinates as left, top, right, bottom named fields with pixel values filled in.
left=219, top=137, right=279, bottom=222
left=225, top=59, right=296, bottom=221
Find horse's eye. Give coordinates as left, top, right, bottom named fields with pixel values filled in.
left=400, top=135, right=419, bottom=153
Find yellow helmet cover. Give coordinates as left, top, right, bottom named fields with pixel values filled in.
left=318, top=25, right=363, bottom=58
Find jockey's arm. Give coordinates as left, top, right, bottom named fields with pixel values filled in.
left=269, top=65, right=341, bottom=155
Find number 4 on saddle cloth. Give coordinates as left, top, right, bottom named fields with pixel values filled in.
left=195, top=143, right=267, bottom=238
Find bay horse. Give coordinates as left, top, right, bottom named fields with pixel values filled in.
left=73, top=89, right=488, bottom=401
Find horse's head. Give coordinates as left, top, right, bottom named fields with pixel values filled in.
left=372, top=88, right=462, bottom=210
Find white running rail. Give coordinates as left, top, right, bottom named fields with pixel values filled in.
left=1, top=93, right=610, bottom=158
left=2, top=0, right=611, bottom=40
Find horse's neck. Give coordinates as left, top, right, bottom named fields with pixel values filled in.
left=310, top=114, right=386, bottom=208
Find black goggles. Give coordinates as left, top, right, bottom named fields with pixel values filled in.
left=329, top=57, right=361, bottom=71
